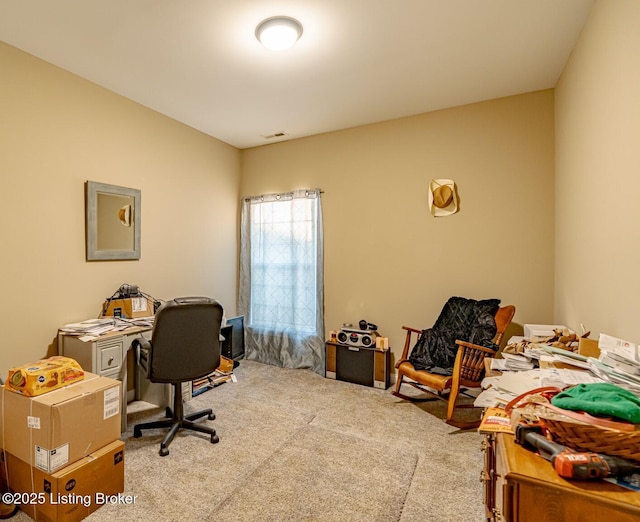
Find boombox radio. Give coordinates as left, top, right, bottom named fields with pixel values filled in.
left=336, top=327, right=378, bottom=348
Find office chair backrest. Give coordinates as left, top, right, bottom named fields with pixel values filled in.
left=149, top=296, right=223, bottom=383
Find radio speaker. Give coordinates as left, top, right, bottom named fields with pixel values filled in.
left=336, top=327, right=377, bottom=348
left=325, top=342, right=390, bottom=389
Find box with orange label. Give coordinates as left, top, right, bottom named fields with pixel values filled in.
left=103, top=297, right=152, bottom=319
left=7, top=356, right=85, bottom=397
left=0, top=373, right=121, bottom=473
left=2, top=440, right=125, bottom=522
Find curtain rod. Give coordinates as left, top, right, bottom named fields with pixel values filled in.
left=244, top=188, right=324, bottom=202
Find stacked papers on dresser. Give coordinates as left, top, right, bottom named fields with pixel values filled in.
left=478, top=333, right=640, bottom=409
left=588, top=333, right=640, bottom=393
left=475, top=367, right=603, bottom=409
left=491, top=353, right=535, bottom=371
left=479, top=343, right=605, bottom=409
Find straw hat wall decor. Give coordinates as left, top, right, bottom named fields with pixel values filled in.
left=428, top=179, right=458, bottom=217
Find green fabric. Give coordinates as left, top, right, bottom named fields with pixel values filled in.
left=551, top=383, right=640, bottom=424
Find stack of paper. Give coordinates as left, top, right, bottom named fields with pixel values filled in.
left=598, top=333, right=640, bottom=374
left=523, top=346, right=548, bottom=360
left=474, top=368, right=604, bottom=409
left=59, top=316, right=153, bottom=341
left=539, top=345, right=592, bottom=370
left=116, top=316, right=155, bottom=328
left=588, top=334, right=640, bottom=393
left=499, top=353, right=535, bottom=371
left=59, top=318, right=117, bottom=336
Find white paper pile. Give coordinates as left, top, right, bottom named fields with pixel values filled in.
left=587, top=334, right=640, bottom=393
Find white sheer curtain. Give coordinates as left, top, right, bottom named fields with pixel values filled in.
left=239, top=189, right=324, bottom=374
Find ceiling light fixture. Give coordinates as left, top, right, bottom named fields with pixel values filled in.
left=255, top=16, right=303, bottom=51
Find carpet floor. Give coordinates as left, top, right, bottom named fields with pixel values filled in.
left=11, top=360, right=485, bottom=521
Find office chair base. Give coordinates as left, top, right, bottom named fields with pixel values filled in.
left=163, top=406, right=215, bottom=422
left=134, top=406, right=219, bottom=457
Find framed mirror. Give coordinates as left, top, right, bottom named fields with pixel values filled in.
left=85, top=181, right=141, bottom=261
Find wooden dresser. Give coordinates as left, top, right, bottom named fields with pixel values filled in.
left=483, top=432, right=640, bottom=521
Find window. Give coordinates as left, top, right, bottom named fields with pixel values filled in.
left=239, top=189, right=324, bottom=373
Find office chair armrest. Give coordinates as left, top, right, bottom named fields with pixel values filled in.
left=132, top=337, right=152, bottom=376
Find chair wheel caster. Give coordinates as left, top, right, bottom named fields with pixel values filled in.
left=133, top=427, right=142, bottom=438
left=211, top=434, right=219, bottom=444
left=208, top=413, right=216, bottom=421
left=165, top=407, right=173, bottom=418
left=159, top=446, right=169, bottom=457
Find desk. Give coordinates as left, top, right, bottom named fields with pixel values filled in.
left=58, top=326, right=170, bottom=432
left=483, top=432, right=640, bottom=521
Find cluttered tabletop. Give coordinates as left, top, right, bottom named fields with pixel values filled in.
left=478, top=324, right=640, bottom=492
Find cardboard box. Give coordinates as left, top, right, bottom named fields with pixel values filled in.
left=7, top=356, right=85, bottom=397
left=578, top=337, right=600, bottom=358
left=3, top=440, right=125, bottom=522
left=103, top=297, right=152, bottom=319
left=1, top=373, right=121, bottom=473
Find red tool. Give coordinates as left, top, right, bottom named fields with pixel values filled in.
left=515, top=424, right=639, bottom=480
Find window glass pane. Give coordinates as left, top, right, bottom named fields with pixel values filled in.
left=249, top=197, right=317, bottom=332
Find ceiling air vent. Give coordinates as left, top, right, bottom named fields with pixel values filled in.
left=263, top=131, right=288, bottom=140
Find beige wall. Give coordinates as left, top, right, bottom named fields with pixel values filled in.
left=12, top=9, right=616, bottom=375
left=4, top=1, right=636, bottom=381
left=555, top=0, right=640, bottom=342
left=241, top=90, right=556, bottom=365
left=0, top=42, right=240, bottom=375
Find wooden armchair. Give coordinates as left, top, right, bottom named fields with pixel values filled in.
left=393, top=305, right=515, bottom=429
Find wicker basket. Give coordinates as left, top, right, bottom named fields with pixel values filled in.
left=540, top=409, right=640, bottom=462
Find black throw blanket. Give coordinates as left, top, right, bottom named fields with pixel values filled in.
left=408, top=296, right=500, bottom=375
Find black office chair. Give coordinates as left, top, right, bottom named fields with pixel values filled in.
left=132, top=296, right=223, bottom=456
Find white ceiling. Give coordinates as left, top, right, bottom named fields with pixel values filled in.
left=0, top=0, right=595, bottom=149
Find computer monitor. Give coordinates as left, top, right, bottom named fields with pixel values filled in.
left=221, top=315, right=244, bottom=360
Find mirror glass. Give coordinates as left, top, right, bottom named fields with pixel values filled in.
left=86, top=181, right=141, bottom=260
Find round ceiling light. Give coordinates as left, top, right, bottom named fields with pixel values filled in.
left=256, top=16, right=303, bottom=51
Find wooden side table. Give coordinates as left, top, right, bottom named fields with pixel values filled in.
left=483, top=432, right=640, bottom=521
